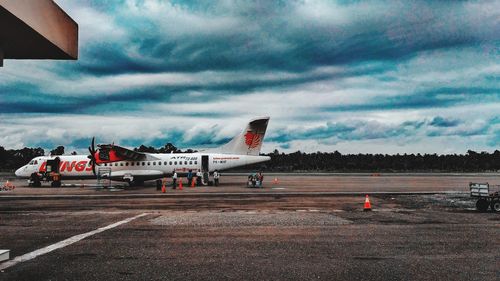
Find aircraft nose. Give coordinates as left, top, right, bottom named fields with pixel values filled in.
left=15, top=166, right=24, bottom=177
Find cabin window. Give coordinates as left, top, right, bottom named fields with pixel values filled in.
left=142, top=162, right=145, bottom=166
left=120, top=163, right=123, bottom=166
left=189, top=161, right=192, bottom=165
left=153, top=162, right=156, bottom=165
left=184, top=161, right=187, bottom=165
left=158, top=162, right=161, bottom=166
left=164, top=161, right=167, bottom=165
left=131, top=162, right=134, bottom=166
left=194, top=161, right=198, bottom=165
left=115, top=163, right=118, bottom=166
left=147, top=162, right=151, bottom=166
left=136, top=162, right=140, bottom=166
left=125, top=162, right=129, bottom=166
left=174, top=161, right=177, bottom=165
left=169, top=161, right=172, bottom=165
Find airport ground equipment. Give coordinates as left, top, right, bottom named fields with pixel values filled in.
left=97, top=167, right=112, bottom=188
left=0, top=250, right=9, bottom=262
left=1, top=180, right=15, bottom=191
left=50, top=172, right=61, bottom=187
left=470, top=183, right=500, bottom=212
left=28, top=172, right=41, bottom=187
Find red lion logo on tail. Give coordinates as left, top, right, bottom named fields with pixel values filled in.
left=244, top=131, right=262, bottom=149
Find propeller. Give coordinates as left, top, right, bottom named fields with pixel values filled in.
left=87, top=137, right=98, bottom=176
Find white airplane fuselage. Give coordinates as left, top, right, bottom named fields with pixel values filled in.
left=15, top=117, right=271, bottom=183
left=15, top=153, right=270, bottom=182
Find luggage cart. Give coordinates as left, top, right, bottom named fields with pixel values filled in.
left=469, top=183, right=500, bottom=212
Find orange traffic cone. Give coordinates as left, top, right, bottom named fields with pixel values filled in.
left=5, top=180, right=14, bottom=190
left=191, top=179, right=195, bottom=188
left=364, top=195, right=372, bottom=211
left=273, top=177, right=279, bottom=184
left=161, top=183, right=166, bottom=193
left=179, top=178, right=183, bottom=190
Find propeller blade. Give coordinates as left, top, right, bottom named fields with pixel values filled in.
left=89, top=137, right=97, bottom=176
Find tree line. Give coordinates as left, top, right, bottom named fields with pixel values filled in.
left=1, top=145, right=499, bottom=172
left=251, top=149, right=500, bottom=172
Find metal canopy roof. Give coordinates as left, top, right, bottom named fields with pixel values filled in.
left=0, top=0, right=78, bottom=66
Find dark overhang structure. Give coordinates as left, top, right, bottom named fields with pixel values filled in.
left=0, top=0, right=78, bottom=66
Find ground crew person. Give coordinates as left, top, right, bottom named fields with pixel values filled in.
left=251, top=173, right=257, bottom=188
left=172, top=170, right=178, bottom=189
left=196, top=169, right=202, bottom=186
left=187, top=170, right=193, bottom=186
left=213, top=170, right=220, bottom=186
left=257, top=171, right=264, bottom=188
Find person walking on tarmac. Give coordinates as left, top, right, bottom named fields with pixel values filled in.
left=196, top=169, right=202, bottom=186
left=213, top=170, right=220, bottom=186
left=187, top=170, right=193, bottom=186
left=172, top=170, right=178, bottom=189
left=251, top=173, right=257, bottom=188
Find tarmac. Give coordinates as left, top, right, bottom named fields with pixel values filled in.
left=0, top=174, right=498, bottom=280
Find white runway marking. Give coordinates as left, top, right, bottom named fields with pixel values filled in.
left=0, top=213, right=148, bottom=271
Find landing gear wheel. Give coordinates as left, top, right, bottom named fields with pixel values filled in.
left=51, top=181, right=61, bottom=188
left=490, top=200, right=500, bottom=212
left=130, top=180, right=144, bottom=187
left=476, top=199, right=489, bottom=212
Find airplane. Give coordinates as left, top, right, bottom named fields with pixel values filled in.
left=15, top=117, right=271, bottom=186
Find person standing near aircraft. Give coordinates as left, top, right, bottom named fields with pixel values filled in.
left=213, top=170, right=220, bottom=186
left=187, top=170, right=193, bottom=186
left=172, top=170, right=178, bottom=189
left=257, top=171, right=264, bottom=188
left=196, top=169, right=202, bottom=186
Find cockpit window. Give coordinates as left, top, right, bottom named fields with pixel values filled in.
left=29, top=161, right=34, bottom=165
left=34, top=160, right=38, bottom=165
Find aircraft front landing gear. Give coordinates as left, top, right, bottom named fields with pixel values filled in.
left=129, top=180, right=144, bottom=187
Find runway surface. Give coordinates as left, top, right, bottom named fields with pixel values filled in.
left=0, top=174, right=498, bottom=280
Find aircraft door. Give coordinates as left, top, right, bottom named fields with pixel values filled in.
left=201, top=155, right=209, bottom=184
left=46, top=157, right=60, bottom=173
left=201, top=155, right=209, bottom=172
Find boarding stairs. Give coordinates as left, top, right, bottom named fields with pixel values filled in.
left=96, top=167, right=112, bottom=188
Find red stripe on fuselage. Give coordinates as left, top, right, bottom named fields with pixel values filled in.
left=39, top=160, right=92, bottom=173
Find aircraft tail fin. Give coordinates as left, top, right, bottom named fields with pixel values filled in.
left=211, top=117, right=270, bottom=156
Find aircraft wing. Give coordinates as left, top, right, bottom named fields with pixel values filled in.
left=98, top=144, right=159, bottom=161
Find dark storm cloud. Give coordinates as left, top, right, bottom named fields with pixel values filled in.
left=94, top=128, right=230, bottom=150
left=268, top=117, right=492, bottom=145
left=1, top=0, right=499, bottom=153
left=318, top=86, right=500, bottom=112
left=56, top=0, right=499, bottom=76
left=430, top=116, right=460, bottom=127
left=267, top=120, right=420, bottom=143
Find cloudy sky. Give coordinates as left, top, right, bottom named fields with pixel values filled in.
left=0, top=0, right=499, bottom=154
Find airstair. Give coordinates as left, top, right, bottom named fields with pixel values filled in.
left=96, top=167, right=112, bottom=188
